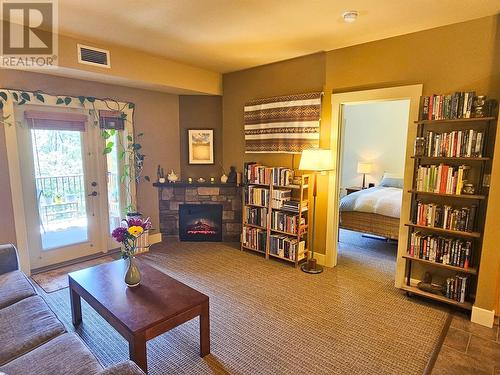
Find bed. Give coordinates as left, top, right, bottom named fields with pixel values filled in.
left=339, top=175, right=403, bottom=240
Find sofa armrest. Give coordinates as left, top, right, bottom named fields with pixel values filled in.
left=98, top=361, right=145, bottom=375
left=0, top=244, right=20, bottom=275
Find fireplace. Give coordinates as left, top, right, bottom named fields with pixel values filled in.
left=179, top=204, right=223, bottom=242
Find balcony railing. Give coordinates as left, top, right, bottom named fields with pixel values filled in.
left=35, top=174, right=86, bottom=226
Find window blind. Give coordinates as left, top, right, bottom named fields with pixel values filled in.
left=24, top=110, right=87, bottom=132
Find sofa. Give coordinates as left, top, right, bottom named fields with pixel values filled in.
left=0, top=244, right=145, bottom=375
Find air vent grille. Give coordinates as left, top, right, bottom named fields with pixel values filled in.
left=77, top=44, right=110, bottom=68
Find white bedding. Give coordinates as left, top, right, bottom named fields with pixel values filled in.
left=340, top=186, right=403, bottom=219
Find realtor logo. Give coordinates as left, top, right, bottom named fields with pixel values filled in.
left=1, top=0, right=58, bottom=67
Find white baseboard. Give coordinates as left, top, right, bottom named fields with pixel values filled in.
left=149, top=232, right=162, bottom=245
left=471, top=306, right=496, bottom=328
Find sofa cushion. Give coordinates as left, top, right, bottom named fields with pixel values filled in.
left=0, top=270, right=36, bottom=309
left=0, top=332, right=102, bottom=375
left=98, top=361, right=145, bottom=375
left=0, top=295, right=65, bottom=365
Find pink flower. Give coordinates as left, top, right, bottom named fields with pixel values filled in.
left=112, top=227, right=128, bottom=243
left=126, top=217, right=152, bottom=231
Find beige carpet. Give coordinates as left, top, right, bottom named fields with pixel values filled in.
left=32, top=254, right=117, bottom=293
left=42, top=235, right=449, bottom=374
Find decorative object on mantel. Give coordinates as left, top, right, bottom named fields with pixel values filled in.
left=188, top=177, right=193, bottom=184
left=167, top=169, right=179, bottom=183
left=210, top=177, right=215, bottom=184
left=157, top=165, right=166, bottom=183
left=111, top=216, right=152, bottom=287
left=197, top=177, right=206, bottom=183
left=188, top=129, right=214, bottom=164
left=298, top=148, right=334, bottom=274
left=244, top=92, right=322, bottom=153
left=227, top=166, right=237, bottom=183
left=220, top=173, right=228, bottom=183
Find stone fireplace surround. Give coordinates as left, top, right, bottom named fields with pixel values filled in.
left=154, top=183, right=242, bottom=242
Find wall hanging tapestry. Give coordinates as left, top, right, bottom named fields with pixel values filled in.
left=244, top=92, right=322, bottom=153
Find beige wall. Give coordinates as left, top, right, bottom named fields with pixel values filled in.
left=222, top=16, right=500, bottom=312
left=179, top=96, right=223, bottom=180
left=0, top=69, right=180, bottom=240
left=54, top=33, right=222, bottom=95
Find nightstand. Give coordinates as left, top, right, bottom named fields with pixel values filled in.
left=345, top=186, right=362, bottom=195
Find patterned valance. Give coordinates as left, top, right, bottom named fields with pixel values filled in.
left=244, top=92, right=322, bottom=153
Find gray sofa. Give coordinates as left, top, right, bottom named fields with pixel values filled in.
left=0, top=244, right=145, bottom=375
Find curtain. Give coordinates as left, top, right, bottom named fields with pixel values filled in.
left=24, top=110, right=87, bottom=131
left=244, top=92, right=322, bottom=153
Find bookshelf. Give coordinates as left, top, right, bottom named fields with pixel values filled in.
left=241, top=163, right=310, bottom=267
left=403, top=95, right=497, bottom=310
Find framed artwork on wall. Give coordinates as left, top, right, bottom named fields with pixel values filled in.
left=188, top=129, right=214, bottom=164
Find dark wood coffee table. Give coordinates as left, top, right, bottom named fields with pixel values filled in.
left=68, top=259, right=210, bottom=373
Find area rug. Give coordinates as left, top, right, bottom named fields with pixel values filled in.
left=31, top=254, right=118, bottom=293
left=40, top=238, right=449, bottom=374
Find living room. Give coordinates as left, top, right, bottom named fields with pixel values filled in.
left=0, top=1, right=499, bottom=374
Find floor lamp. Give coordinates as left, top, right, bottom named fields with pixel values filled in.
left=299, top=149, right=334, bottom=274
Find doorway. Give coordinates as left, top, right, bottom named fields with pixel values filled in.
left=337, top=99, right=410, bottom=268
left=15, top=105, right=127, bottom=270
left=325, top=85, right=423, bottom=288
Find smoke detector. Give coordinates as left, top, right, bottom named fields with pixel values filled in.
left=342, top=10, right=358, bottom=23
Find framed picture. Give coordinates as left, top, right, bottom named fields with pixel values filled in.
left=188, top=129, right=214, bottom=164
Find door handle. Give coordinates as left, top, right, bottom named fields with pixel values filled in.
left=88, top=191, right=98, bottom=197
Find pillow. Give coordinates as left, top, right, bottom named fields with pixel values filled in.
left=379, top=173, right=404, bottom=189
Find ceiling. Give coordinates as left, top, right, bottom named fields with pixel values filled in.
left=50, top=1, right=500, bottom=73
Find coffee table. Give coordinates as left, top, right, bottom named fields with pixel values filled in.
left=68, top=259, right=210, bottom=373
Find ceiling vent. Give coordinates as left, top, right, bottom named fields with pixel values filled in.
left=77, top=44, right=110, bottom=68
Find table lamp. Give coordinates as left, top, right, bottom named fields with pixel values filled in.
left=299, top=149, right=334, bottom=274
left=357, top=162, right=372, bottom=189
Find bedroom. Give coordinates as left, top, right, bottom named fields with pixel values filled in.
left=338, top=98, right=410, bottom=265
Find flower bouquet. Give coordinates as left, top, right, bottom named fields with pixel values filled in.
left=112, top=217, right=152, bottom=287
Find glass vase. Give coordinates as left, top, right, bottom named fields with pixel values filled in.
left=124, top=256, right=141, bottom=287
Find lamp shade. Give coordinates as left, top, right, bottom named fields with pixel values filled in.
left=299, top=149, right=334, bottom=171
left=357, top=162, right=372, bottom=174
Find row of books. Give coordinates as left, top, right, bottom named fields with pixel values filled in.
left=269, top=235, right=305, bottom=260
left=245, top=207, right=267, bottom=228
left=245, top=186, right=269, bottom=206
left=281, top=200, right=307, bottom=213
left=270, top=189, right=291, bottom=209
left=414, top=202, right=476, bottom=232
left=241, top=227, right=267, bottom=252
left=444, top=275, right=468, bottom=303
left=424, top=129, right=484, bottom=158
left=415, top=164, right=470, bottom=195
left=271, top=211, right=305, bottom=234
left=420, top=92, right=475, bottom=120
left=244, top=163, right=293, bottom=186
left=409, top=232, right=472, bottom=269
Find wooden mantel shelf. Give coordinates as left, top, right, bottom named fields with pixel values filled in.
left=153, top=182, right=240, bottom=188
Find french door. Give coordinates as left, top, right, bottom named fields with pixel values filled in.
left=16, top=105, right=126, bottom=269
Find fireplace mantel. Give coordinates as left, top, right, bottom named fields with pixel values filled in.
left=154, top=184, right=242, bottom=242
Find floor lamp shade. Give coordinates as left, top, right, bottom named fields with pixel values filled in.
left=298, top=149, right=333, bottom=274
left=299, top=149, right=334, bottom=171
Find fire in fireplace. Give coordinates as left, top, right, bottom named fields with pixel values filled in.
left=179, top=204, right=223, bottom=241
